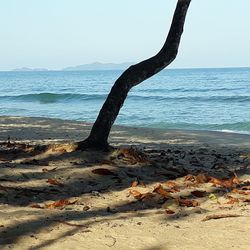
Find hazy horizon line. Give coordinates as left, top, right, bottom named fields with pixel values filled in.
left=1, top=65, right=250, bottom=72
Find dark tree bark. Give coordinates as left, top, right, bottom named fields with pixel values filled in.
left=78, top=0, right=191, bottom=150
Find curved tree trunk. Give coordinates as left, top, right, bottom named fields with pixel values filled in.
left=78, top=0, right=191, bottom=150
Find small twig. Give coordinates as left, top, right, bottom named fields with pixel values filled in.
left=202, top=214, right=242, bottom=222
left=53, top=220, right=89, bottom=228
left=105, top=235, right=117, bottom=247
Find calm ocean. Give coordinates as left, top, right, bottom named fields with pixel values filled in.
left=0, top=68, right=249, bottom=134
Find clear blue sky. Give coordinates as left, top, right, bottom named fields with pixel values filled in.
left=0, top=0, right=249, bottom=70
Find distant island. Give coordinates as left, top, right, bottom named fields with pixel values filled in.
left=12, top=62, right=134, bottom=72
left=13, top=67, right=49, bottom=72
left=62, top=62, right=133, bottom=71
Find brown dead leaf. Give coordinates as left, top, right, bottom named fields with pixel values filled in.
left=209, top=177, right=225, bottom=186
left=164, top=181, right=180, bottom=192
left=92, top=168, right=115, bottom=176
left=46, top=199, right=77, bottom=209
left=131, top=180, right=139, bottom=187
left=225, top=196, right=240, bottom=205
left=178, top=198, right=199, bottom=207
left=242, top=186, right=250, bottom=190
left=184, top=174, right=196, bottom=182
left=232, top=172, right=240, bottom=185
left=168, top=187, right=180, bottom=193
left=209, top=173, right=241, bottom=188
left=232, top=189, right=250, bottom=195
left=196, top=173, right=208, bottom=184
left=242, top=198, right=250, bottom=203
left=47, top=178, right=64, bottom=187
left=117, top=148, right=148, bottom=164
left=164, top=181, right=177, bottom=188
left=165, top=209, right=175, bottom=214
left=191, top=190, right=207, bottom=197
left=153, top=184, right=171, bottom=198
left=225, top=195, right=240, bottom=205
left=129, top=190, right=153, bottom=201
left=129, top=190, right=141, bottom=198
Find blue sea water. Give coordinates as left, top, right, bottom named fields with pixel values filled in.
left=0, top=68, right=249, bottom=134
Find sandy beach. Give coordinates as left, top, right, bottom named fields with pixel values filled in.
left=0, top=116, right=249, bottom=250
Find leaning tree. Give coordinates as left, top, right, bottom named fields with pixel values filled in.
left=77, top=0, right=191, bottom=150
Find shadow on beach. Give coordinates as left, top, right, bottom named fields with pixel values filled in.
left=0, top=116, right=249, bottom=248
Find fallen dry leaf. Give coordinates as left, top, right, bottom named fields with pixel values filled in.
left=47, top=178, right=64, bottom=187
left=196, top=173, right=208, bottom=184
left=164, top=181, right=180, bottom=192
left=46, top=199, right=77, bottom=209
left=118, top=148, right=147, bottom=163
left=191, top=190, right=207, bottom=197
left=178, top=198, right=199, bottom=207
left=129, top=190, right=153, bottom=201
left=209, top=177, right=225, bottom=186
left=168, top=187, right=180, bottom=193
left=232, top=189, right=250, bottom=195
left=184, top=174, right=196, bottom=182
left=209, top=173, right=240, bottom=188
left=92, top=168, right=115, bottom=176
left=242, top=198, right=250, bottom=203
left=164, top=181, right=177, bottom=188
left=209, top=177, right=232, bottom=188
left=202, top=214, right=241, bottom=222
left=129, top=190, right=141, bottom=198
left=153, top=184, right=171, bottom=198
left=225, top=196, right=240, bottom=205
left=232, top=172, right=240, bottom=185
left=165, top=209, right=175, bottom=214
left=131, top=180, right=139, bottom=187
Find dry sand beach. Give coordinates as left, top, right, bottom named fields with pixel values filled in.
left=0, top=116, right=249, bottom=250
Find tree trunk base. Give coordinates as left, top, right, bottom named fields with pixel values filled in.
left=76, top=137, right=114, bottom=151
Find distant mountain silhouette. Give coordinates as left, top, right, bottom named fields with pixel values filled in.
left=63, top=62, right=133, bottom=71
left=11, top=62, right=134, bottom=71
left=13, top=67, right=49, bottom=72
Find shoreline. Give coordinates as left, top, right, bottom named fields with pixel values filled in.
left=1, top=114, right=249, bottom=135
left=0, top=115, right=249, bottom=150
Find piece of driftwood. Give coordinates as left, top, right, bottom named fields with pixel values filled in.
left=202, top=214, right=241, bottom=222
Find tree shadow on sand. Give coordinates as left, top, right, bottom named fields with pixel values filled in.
left=0, top=140, right=249, bottom=248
